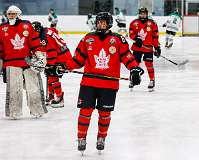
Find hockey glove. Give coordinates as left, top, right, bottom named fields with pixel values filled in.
left=134, top=36, right=143, bottom=48
left=154, top=46, right=161, bottom=58
left=130, top=66, right=144, bottom=86
left=25, top=54, right=46, bottom=73
left=44, top=64, right=67, bottom=77
left=162, top=23, right=166, bottom=27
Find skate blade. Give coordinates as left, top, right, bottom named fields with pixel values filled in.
left=98, top=150, right=102, bottom=155
left=80, top=151, right=84, bottom=156
left=148, top=88, right=154, bottom=92
left=51, top=103, right=64, bottom=108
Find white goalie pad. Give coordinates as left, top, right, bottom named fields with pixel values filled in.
left=23, top=68, right=47, bottom=116
left=5, top=66, right=23, bottom=117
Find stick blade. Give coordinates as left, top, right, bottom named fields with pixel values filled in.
left=178, top=59, right=189, bottom=66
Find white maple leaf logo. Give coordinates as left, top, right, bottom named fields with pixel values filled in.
left=138, top=29, right=147, bottom=41
left=10, top=34, right=25, bottom=50
left=94, top=49, right=110, bottom=69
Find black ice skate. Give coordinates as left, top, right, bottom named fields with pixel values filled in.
left=167, top=43, right=173, bottom=48
left=96, top=137, right=105, bottom=154
left=51, top=92, right=64, bottom=108
left=148, top=80, right=155, bottom=92
left=165, top=42, right=169, bottom=48
left=45, top=93, right=54, bottom=106
left=78, top=138, right=86, bottom=156
left=129, top=81, right=134, bottom=92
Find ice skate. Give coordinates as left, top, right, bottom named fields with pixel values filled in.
left=45, top=93, right=54, bottom=106
left=51, top=92, right=64, bottom=108
left=167, top=43, right=173, bottom=48
left=148, top=80, right=155, bottom=92
left=129, top=81, right=134, bottom=92
left=78, top=138, right=86, bottom=156
left=96, top=137, right=105, bottom=154
left=165, top=42, right=169, bottom=48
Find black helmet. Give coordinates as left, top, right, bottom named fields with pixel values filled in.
left=96, top=12, right=113, bottom=30
left=32, top=21, right=43, bottom=32
left=138, top=7, right=148, bottom=15
left=138, top=7, right=148, bottom=22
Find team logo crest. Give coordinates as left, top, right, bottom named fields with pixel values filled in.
left=88, top=46, right=92, bottom=50
left=94, top=49, right=110, bottom=69
left=10, top=34, right=25, bottom=50
left=23, top=30, right=29, bottom=37
left=138, top=29, right=147, bottom=41
left=23, top=24, right=28, bottom=29
left=146, top=27, right=151, bottom=31
left=109, top=46, right=116, bottom=54
left=110, top=38, right=116, bottom=44
left=41, top=40, right=46, bottom=46
left=2, top=27, right=8, bottom=32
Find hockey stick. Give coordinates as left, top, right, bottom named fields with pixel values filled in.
left=69, top=70, right=130, bottom=81
left=160, top=55, right=189, bottom=66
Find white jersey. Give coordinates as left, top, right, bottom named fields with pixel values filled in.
left=86, top=16, right=96, bottom=31
left=164, top=14, right=182, bottom=33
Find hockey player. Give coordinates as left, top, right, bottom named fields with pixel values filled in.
left=49, top=12, right=144, bottom=154
left=31, top=21, right=72, bottom=108
left=0, top=5, right=47, bottom=119
left=115, top=7, right=127, bottom=35
left=1, top=10, right=8, bottom=25
left=129, top=7, right=161, bottom=91
left=48, top=8, right=58, bottom=28
left=163, top=10, right=182, bottom=48
left=86, top=13, right=96, bottom=32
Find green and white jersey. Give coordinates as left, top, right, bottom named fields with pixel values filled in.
left=164, top=13, right=182, bottom=32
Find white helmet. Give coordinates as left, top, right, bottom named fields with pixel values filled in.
left=6, top=5, right=22, bottom=25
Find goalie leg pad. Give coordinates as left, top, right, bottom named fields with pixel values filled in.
left=5, top=67, right=23, bottom=118
left=23, top=68, right=47, bottom=116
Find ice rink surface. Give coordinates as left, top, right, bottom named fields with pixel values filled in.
left=0, top=35, right=199, bottom=160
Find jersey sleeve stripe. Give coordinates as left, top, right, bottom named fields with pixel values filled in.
left=72, top=57, right=84, bottom=67
left=76, top=48, right=87, bottom=59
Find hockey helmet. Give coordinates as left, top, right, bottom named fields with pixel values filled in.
left=138, top=7, right=148, bottom=22
left=32, top=21, right=43, bottom=32
left=96, top=12, right=113, bottom=30
left=6, top=5, right=22, bottom=25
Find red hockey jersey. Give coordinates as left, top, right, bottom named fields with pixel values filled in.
left=0, top=20, right=43, bottom=67
left=66, top=31, right=138, bottom=90
left=41, top=28, right=72, bottom=65
left=129, top=18, right=159, bottom=52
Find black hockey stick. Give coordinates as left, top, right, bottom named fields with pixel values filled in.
left=69, top=70, right=130, bottom=81
left=160, top=55, right=189, bottom=66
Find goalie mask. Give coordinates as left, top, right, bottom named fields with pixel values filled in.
left=96, top=12, right=113, bottom=34
left=6, top=5, right=22, bottom=25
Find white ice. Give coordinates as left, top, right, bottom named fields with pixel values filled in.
left=0, top=35, right=199, bottom=160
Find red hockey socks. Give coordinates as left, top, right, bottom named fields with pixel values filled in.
left=77, top=108, right=94, bottom=138
left=144, top=61, right=155, bottom=80
left=97, top=110, right=111, bottom=138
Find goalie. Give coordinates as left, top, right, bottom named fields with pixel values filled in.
left=0, top=5, right=47, bottom=119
